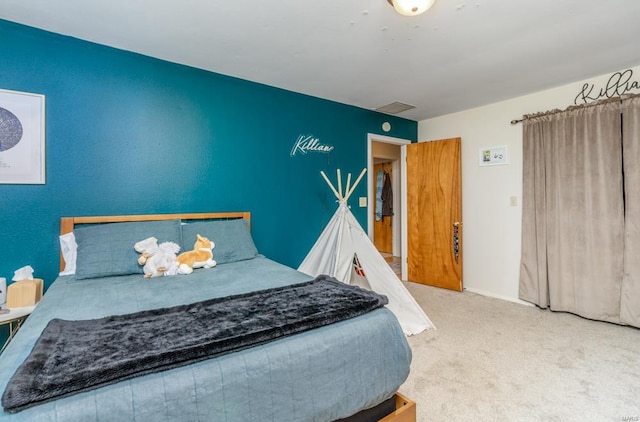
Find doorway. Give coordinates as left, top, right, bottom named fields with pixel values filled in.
left=367, top=134, right=410, bottom=279
left=368, top=134, right=463, bottom=289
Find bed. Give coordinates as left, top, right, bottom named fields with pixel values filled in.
left=0, top=212, right=413, bottom=422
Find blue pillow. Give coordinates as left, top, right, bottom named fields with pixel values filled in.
left=181, top=219, right=258, bottom=265
left=74, top=219, right=182, bottom=280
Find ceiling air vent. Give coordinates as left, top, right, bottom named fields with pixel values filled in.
left=375, top=102, right=416, bottom=115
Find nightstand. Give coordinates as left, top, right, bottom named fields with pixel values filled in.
left=0, top=305, right=36, bottom=353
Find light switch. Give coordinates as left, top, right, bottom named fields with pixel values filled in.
left=510, top=196, right=518, bottom=207
left=359, top=197, right=367, bottom=207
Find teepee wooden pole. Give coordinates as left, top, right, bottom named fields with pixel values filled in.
left=320, top=171, right=341, bottom=201
left=345, top=172, right=352, bottom=199
left=337, top=169, right=343, bottom=200
left=344, top=168, right=367, bottom=202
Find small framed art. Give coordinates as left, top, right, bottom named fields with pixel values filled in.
left=0, top=88, right=46, bottom=184
left=479, top=145, right=508, bottom=167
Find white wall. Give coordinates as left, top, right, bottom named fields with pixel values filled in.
left=418, top=65, right=640, bottom=303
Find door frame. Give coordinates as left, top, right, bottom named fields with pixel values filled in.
left=367, top=133, right=411, bottom=280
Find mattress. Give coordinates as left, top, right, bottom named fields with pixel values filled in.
left=0, top=256, right=412, bottom=421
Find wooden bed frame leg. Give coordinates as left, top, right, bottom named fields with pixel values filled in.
left=378, top=393, right=416, bottom=422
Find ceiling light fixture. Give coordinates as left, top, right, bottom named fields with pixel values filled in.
left=387, top=0, right=436, bottom=16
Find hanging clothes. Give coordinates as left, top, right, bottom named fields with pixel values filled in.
left=375, top=170, right=383, bottom=221
left=381, top=171, right=393, bottom=217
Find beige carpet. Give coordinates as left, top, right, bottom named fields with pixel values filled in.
left=398, top=282, right=640, bottom=422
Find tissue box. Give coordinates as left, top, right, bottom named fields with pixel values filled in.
left=7, top=279, right=43, bottom=308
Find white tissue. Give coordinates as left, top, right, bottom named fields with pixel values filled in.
left=59, top=232, right=77, bottom=275
left=12, top=265, right=34, bottom=281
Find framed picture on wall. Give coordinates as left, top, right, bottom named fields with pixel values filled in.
left=479, top=145, right=508, bottom=167
left=0, top=88, right=45, bottom=184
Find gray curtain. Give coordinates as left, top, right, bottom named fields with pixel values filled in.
left=519, top=97, right=635, bottom=325
left=621, top=96, right=640, bottom=326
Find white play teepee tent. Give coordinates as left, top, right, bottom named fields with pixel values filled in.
left=299, top=169, right=435, bottom=335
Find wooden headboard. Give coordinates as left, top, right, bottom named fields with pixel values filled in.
left=60, top=212, right=251, bottom=271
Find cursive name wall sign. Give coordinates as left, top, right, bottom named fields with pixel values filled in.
left=290, top=135, right=334, bottom=157
left=574, top=69, right=640, bottom=105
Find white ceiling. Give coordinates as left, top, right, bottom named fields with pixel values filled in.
left=2, top=0, right=640, bottom=121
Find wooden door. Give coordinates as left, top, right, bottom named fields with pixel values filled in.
left=407, top=138, right=462, bottom=291
left=373, top=162, right=393, bottom=253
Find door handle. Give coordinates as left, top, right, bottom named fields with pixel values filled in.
left=452, top=222, right=461, bottom=264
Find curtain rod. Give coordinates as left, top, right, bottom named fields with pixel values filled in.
left=510, top=93, right=640, bottom=125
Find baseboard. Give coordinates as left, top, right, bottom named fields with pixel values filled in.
left=463, top=287, right=534, bottom=307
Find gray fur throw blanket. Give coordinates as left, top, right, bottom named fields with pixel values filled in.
left=2, top=275, right=387, bottom=413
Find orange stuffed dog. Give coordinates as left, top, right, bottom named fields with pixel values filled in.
left=176, top=234, right=217, bottom=275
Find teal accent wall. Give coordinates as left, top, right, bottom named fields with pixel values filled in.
left=0, top=19, right=417, bottom=290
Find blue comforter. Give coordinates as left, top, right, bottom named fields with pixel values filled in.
left=0, top=256, right=411, bottom=422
